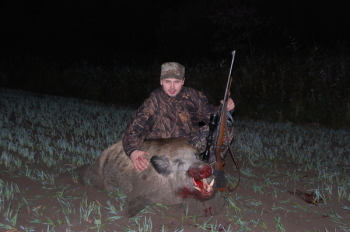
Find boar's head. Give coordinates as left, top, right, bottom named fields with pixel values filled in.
left=150, top=154, right=215, bottom=201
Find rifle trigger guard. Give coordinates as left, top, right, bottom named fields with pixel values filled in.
left=227, top=111, right=234, bottom=127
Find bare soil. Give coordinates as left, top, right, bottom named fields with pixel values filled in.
left=1, top=149, right=349, bottom=232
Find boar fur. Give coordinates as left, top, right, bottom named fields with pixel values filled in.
left=83, top=138, right=227, bottom=217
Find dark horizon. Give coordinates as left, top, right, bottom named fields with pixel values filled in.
left=1, top=0, right=350, bottom=65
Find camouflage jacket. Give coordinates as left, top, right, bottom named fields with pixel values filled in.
left=122, top=87, right=218, bottom=156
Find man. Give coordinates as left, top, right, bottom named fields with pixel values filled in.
left=122, top=62, right=235, bottom=171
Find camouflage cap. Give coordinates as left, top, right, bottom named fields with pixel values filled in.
left=160, top=62, right=185, bottom=80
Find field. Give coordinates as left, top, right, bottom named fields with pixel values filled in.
left=0, top=88, right=349, bottom=231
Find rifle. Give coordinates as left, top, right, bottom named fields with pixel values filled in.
left=214, top=50, right=236, bottom=192
left=200, top=114, right=218, bottom=163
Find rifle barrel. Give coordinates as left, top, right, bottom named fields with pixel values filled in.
left=214, top=50, right=236, bottom=191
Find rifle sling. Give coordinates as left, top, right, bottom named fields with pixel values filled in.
left=224, top=122, right=241, bottom=192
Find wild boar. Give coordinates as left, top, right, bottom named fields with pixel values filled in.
left=83, top=138, right=227, bottom=217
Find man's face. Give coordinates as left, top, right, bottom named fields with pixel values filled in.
left=160, top=78, right=185, bottom=97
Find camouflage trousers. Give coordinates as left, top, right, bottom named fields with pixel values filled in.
left=189, top=125, right=234, bottom=163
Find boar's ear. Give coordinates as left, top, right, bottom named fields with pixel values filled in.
left=150, top=156, right=172, bottom=176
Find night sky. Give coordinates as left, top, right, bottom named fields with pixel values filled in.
left=1, top=0, right=349, bottom=65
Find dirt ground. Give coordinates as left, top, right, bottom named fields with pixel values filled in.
left=1, top=151, right=349, bottom=232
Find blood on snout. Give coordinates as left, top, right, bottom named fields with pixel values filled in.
left=187, top=165, right=212, bottom=180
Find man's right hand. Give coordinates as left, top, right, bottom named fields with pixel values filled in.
left=130, top=150, right=150, bottom=172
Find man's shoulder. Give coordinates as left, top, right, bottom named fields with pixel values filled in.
left=180, top=87, right=206, bottom=100
left=149, top=88, right=163, bottom=97
left=141, top=88, right=161, bottom=101
left=182, top=86, right=202, bottom=95
left=139, top=88, right=164, bottom=108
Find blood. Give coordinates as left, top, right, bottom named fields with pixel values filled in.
left=177, top=187, right=204, bottom=201
left=204, top=207, right=212, bottom=217
left=194, top=179, right=203, bottom=188
left=187, top=165, right=212, bottom=180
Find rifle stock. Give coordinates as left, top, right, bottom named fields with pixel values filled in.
left=214, top=50, right=236, bottom=192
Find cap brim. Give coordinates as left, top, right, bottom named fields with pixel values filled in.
left=160, top=74, right=184, bottom=80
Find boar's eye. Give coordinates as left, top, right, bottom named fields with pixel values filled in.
left=150, top=156, right=172, bottom=177
left=173, top=159, right=184, bottom=167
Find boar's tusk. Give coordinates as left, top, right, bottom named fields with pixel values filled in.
left=192, top=178, right=215, bottom=193
left=209, top=179, right=215, bottom=188
left=203, top=178, right=208, bottom=187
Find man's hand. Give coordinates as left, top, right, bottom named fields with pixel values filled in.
left=221, top=98, right=235, bottom=111
left=130, top=150, right=150, bottom=171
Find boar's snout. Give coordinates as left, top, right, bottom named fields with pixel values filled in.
left=178, top=163, right=215, bottom=200
left=187, top=163, right=213, bottom=180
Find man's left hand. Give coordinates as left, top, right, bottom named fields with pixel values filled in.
left=221, top=98, right=235, bottom=112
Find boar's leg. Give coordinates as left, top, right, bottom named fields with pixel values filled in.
left=82, top=161, right=105, bottom=189
left=127, top=196, right=151, bottom=217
